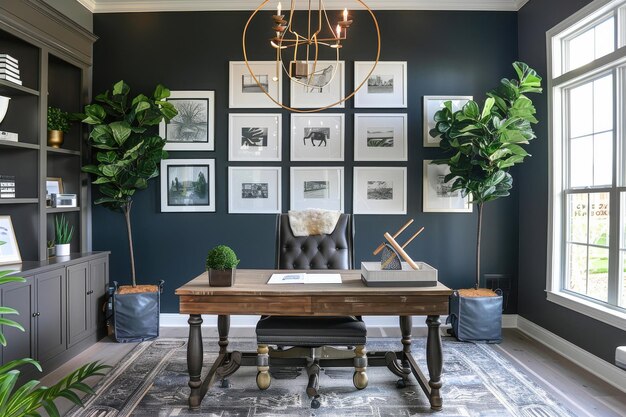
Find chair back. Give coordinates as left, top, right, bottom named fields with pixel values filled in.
left=276, top=213, right=353, bottom=270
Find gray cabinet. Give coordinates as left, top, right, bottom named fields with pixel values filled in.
left=1, top=277, right=35, bottom=364
left=67, top=262, right=90, bottom=347
left=35, top=268, right=66, bottom=363
left=89, top=257, right=108, bottom=332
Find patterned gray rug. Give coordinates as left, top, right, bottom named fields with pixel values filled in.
left=68, top=337, right=577, bottom=417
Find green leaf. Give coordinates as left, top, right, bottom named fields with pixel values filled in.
left=463, top=101, right=480, bottom=119
left=481, top=97, right=495, bottom=120
left=109, top=121, right=132, bottom=146
left=153, top=84, right=170, bottom=101
left=82, top=104, right=106, bottom=124
left=112, top=80, right=129, bottom=96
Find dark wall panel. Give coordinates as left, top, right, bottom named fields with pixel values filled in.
left=93, top=10, right=518, bottom=313
left=518, top=0, right=626, bottom=362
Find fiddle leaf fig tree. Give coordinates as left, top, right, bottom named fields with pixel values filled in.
left=430, top=62, right=542, bottom=289
left=81, top=81, right=177, bottom=287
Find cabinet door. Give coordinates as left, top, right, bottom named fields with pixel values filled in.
left=35, top=268, right=66, bottom=363
left=67, top=262, right=90, bottom=347
left=89, top=257, right=108, bottom=333
left=1, top=277, right=35, bottom=364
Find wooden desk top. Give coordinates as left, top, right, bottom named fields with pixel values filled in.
left=176, top=269, right=453, bottom=297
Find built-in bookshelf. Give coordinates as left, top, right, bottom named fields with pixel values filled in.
left=0, top=1, right=96, bottom=262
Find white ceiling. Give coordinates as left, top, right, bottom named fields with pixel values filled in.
left=77, top=0, right=530, bottom=13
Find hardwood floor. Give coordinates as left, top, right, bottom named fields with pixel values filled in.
left=39, top=327, right=626, bottom=416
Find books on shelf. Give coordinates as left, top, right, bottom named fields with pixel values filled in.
left=0, top=54, right=21, bottom=85
left=0, top=54, right=18, bottom=65
left=0, top=175, right=16, bottom=199
left=0, top=68, right=19, bottom=78
left=0, top=74, right=22, bottom=85
left=0, top=131, right=18, bottom=142
left=0, top=64, right=19, bottom=76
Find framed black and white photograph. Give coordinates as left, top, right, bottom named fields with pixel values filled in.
left=0, top=215, right=21, bottom=265
left=159, top=91, right=215, bottom=151
left=423, top=160, right=472, bottom=213
left=354, top=61, right=407, bottom=108
left=290, top=167, right=344, bottom=212
left=290, top=61, right=345, bottom=109
left=354, top=114, right=408, bottom=161
left=423, top=95, right=472, bottom=147
left=160, top=159, right=215, bottom=212
left=291, top=114, right=344, bottom=161
left=228, top=167, right=282, bottom=214
left=46, top=177, right=63, bottom=196
left=353, top=167, right=407, bottom=215
left=229, top=61, right=282, bottom=108
left=229, top=114, right=282, bottom=161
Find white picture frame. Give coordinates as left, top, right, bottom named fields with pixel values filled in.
left=0, top=216, right=21, bottom=265
left=354, top=61, right=407, bottom=108
left=353, top=167, right=407, bottom=215
left=423, top=95, right=473, bottom=147
left=291, top=113, right=345, bottom=161
left=228, top=167, right=282, bottom=214
left=354, top=113, right=408, bottom=161
left=229, top=61, right=282, bottom=108
left=423, top=160, right=472, bottom=213
left=159, top=91, right=215, bottom=151
left=290, top=60, right=345, bottom=109
left=160, top=159, right=216, bottom=212
left=290, top=167, right=344, bottom=212
left=228, top=113, right=282, bottom=161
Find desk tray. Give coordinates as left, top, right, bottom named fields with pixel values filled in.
left=361, top=261, right=438, bottom=287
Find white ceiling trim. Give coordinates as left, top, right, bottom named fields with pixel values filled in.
left=80, top=0, right=528, bottom=13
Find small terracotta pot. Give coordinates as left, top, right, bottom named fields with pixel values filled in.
left=208, top=269, right=236, bottom=287
left=47, top=130, right=64, bottom=148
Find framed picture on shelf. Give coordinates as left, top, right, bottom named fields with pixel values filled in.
left=46, top=177, right=63, bottom=196
left=159, top=91, right=215, bottom=151
left=423, top=95, right=472, bottom=147
left=290, top=167, right=344, bottom=212
left=423, top=160, right=472, bottom=213
left=0, top=216, right=21, bottom=265
left=290, top=61, right=345, bottom=109
left=228, top=113, right=282, bottom=161
left=160, top=159, right=215, bottom=212
left=353, top=167, right=407, bottom=215
left=291, top=113, right=344, bottom=161
left=228, top=167, right=282, bottom=214
left=354, top=113, right=408, bottom=161
left=354, top=61, right=407, bottom=108
left=229, top=61, right=282, bottom=108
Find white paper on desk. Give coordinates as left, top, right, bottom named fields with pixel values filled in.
left=304, top=274, right=342, bottom=284
left=268, top=273, right=306, bottom=284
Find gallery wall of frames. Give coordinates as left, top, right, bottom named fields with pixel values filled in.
left=92, top=10, right=520, bottom=312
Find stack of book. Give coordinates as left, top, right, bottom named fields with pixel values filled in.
left=0, top=54, right=21, bottom=86
left=0, top=175, right=16, bottom=199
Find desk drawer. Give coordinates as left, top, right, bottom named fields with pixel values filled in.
left=179, top=295, right=312, bottom=315
left=312, top=295, right=450, bottom=316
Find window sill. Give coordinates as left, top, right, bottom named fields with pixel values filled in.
left=546, top=291, right=626, bottom=331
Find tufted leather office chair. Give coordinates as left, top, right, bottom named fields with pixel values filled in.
left=255, top=214, right=368, bottom=408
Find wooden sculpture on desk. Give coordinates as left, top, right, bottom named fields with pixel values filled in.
left=373, top=219, right=425, bottom=270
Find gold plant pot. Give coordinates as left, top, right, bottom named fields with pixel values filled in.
left=47, top=130, right=64, bottom=148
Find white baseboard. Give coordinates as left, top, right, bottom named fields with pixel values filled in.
left=160, top=313, right=519, bottom=328
left=517, top=316, right=626, bottom=393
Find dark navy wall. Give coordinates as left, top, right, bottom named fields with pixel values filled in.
left=517, top=0, right=626, bottom=362
left=92, top=10, right=519, bottom=313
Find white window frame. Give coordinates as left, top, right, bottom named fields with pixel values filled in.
left=547, top=0, right=626, bottom=331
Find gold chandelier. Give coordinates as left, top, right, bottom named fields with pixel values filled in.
left=243, top=0, right=381, bottom=112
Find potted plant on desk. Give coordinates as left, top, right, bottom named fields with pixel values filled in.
left=54, top=214, right=73, bottom=257
left=206, top=245, right=240, bottom=287
left=430, top=62, right=542, bottom=343
left=80, top=80, right=177, bottom=342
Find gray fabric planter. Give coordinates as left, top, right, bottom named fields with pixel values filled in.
left=113, top=281, right=164, bottom=343
left=448, top=290, right=503, bottom=344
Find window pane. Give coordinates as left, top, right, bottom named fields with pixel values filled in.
left=570, top=136, right=593, bottom=187
left=593, top=75, right=613, bottom=133
left=621, top=251, right=626, bottom=308
left=568, top=193, right=588, bottom=243
left=621, top=192, right=626, bottom=249
left=570, top=82, right=593, bottom=138
left=569, top=28, right=595, bottom=71
left=589, top=192, right=610, bottom=246
left=595, top=18, right=615, bottom=58
left=588, top=247, right=609, bottom=302
left=594, top=132, right=613, bottom=185
left=566, top=243, right=588, bottom=295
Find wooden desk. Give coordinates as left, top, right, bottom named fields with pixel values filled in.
left=176, top=269, right=453, bottom=411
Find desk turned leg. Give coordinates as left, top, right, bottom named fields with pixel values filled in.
left=399, top=316, right=412, bottom=378
left=426, top=315, right=443, bottom=411
left=187, top=314, right=203, bottom=409
left=218, top=315, right=230, bottom=354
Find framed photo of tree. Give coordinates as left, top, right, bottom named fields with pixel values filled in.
left=160, top=159, right=215, bottom=212
left=228, top=113, right=282, bottom=161
left=159, top=91, right=215, bottom=151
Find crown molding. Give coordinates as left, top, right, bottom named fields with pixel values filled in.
left=81, top=0, right=526, bottom=13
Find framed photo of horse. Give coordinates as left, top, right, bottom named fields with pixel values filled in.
left=289, top=61, right=345, bottom=109
left=228, top=113, right=282, bottom=161
left=290, top=113, right=345, bottom=161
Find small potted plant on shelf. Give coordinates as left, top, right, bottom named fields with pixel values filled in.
left=47, top=240, right=55, bottom=258
left=47, top=106, right=70, bottom=148
left=54, top=214, right=73, bottom=257
left=206, top=245, right=240, bottom=287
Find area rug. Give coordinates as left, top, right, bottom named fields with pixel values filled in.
left=67, top=337, right=577, bottom=417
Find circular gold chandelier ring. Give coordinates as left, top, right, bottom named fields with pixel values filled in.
left=243, top=0, right=381, bottom=113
